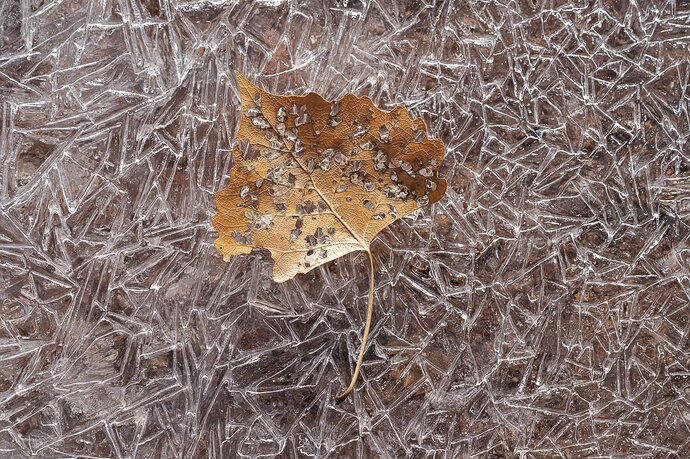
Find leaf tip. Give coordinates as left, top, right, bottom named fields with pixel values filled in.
left=234, top=72, right=255, bottom=91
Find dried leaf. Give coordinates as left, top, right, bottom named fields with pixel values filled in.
left=212, top=73, right=446, bottom=400
left=213, top=73, right=446, bottom=281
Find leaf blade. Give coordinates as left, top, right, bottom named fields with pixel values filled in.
left=213, top=74, right=446, bottom=282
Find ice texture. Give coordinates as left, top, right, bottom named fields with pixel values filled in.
left=1, top=0, right=690, bottom=457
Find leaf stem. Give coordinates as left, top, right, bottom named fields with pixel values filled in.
left=335, top=249, right=375, bottom=402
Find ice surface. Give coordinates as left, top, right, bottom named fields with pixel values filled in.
left=1, top=0, right=690, bottom=457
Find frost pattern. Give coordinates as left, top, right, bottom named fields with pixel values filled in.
left=1, top=0, right=690, bottom=457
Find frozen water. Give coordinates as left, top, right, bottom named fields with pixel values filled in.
left=1, top=0, right=690, bottom=457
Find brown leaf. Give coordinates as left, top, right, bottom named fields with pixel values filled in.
left=212, top=73, right=447, bottom=282
left=212, top=74, right=446, bottom=401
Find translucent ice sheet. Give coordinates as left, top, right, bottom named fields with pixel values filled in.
left=1, top=0, right=690, bottom=457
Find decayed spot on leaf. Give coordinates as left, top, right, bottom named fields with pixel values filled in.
left=212, top=73, right=447, bottom=282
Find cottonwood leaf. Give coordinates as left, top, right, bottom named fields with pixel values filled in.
left=213, top=73, right=446, bottom=281
left=212, top=73, right=446, bottom=399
